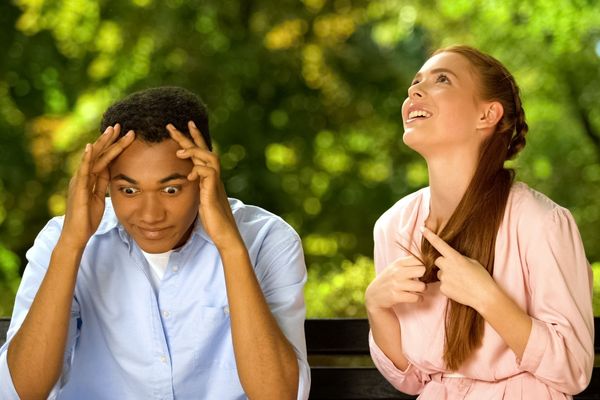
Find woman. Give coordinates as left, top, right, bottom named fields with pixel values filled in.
left=365, top=45, right=594, bottom=399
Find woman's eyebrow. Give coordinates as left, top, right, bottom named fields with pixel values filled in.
left=413, top=68, right=459, bottom=80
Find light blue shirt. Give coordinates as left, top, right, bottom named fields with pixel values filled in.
left=0, top=198, right=310, bottom=399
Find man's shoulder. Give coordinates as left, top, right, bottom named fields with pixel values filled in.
left=228, top=198, right=300, bottom=242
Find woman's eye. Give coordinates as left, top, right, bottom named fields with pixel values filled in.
left=163, top=186, right=180, bottom=195
left=436, top=73, right=450, bottom=83
left=120, top=187, right=139, bottom=195
left=410, top=78, right=420, bottom=86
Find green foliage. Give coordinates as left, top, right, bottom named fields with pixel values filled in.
left=0, top=0, right=598, bottom=317
left=305, top=256, right=374, bottom=318
left=0, top=244, right=20, bottom=316
left=593, top=263, right=600, bottom=316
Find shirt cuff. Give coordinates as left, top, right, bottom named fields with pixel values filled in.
left=517, top=317, right=548, bottom=372
left=296, top=357, right=311, bottom=400
left=0, top=346, right=20, bottom=400
left=368, top=330, right=413, bottom=375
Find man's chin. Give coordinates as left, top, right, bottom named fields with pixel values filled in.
left=134, top=237, right=177, bottom=254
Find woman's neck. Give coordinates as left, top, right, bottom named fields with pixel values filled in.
left=425, top=152, right=478, bottom=231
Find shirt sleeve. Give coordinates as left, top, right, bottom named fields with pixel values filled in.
left=0, top=218, right=80, bottom=399
left=253, top=223, right=310, bottom=400
left=517, top=206, right=594, bottom=395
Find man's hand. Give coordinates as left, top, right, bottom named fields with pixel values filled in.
left=167, top=121, right=241, bottom=250
left=61, top=125, right=135, bottom=250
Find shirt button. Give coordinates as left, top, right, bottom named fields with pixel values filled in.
left=160, top=355, right=167, bottom=363
left=223, top=306, right=229, bottom=315
left=162, top=310, right=170, bottom=318
left=172, top=265, right=179, bottom=272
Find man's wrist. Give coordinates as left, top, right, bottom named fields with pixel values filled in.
left=55, top=234, right=87, bottom=257
left=216, top=235, right=248, bottom=259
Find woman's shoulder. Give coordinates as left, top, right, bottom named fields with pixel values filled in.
left=509, top=182, right=568, bottom=215
left=375, top=187, right=429, bottom=233
left=507, top=182, right=575, bottom=232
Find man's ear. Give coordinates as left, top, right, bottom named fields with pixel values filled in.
left=477, top=101, right=504, bottom=131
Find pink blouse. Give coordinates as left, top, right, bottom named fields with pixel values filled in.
left=369, top=182, right=594, bottom=399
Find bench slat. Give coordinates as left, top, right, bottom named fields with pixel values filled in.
left=310, top=367, right=415, bottom=400
left=1, top=317, right=8, bottom=347
left=305, top=318, right=371, bottom=355
left=305, top=318, right=600, bottom=354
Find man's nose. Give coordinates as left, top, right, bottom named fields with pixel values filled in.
left=139, top=194, right=166, bottom=224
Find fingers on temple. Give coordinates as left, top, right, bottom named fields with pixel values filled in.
left=92, top=130, right=135, bottom=173
left=187, top=164, right=219, bottom=181
left=79, top=143, right=92, bottom=173
left=92, top=124, right=120, bottom=155
left=94, top=174, right=111, bottom=197
left=177, top=147, right=219, bottom=170
left=187, top=121, right=209, bottom=151
left=167, top=124, right=195, bottom=149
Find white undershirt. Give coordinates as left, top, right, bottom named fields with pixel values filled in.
left=141, top=250, right=173, bottom=291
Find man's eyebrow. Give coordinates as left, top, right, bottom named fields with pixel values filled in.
left=111, top=173, right=187, bottom=184
left=158, top=173, right=188, bottom=184
left=414, top=68, right=459, bottom=80
left=112, top=174, right=137, bottom=184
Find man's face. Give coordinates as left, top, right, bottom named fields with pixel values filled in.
left=108, top=139, right=199, bottom=253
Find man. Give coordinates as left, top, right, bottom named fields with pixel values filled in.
left=0, top=87, right=310, bottom=399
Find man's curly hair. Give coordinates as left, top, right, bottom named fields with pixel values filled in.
left=100, top=86, right=212, bottom=150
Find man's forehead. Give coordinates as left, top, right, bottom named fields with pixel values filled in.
left=108, top=139, right=192, bottom=180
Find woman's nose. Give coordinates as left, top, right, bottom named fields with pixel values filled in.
left=408, top=84, right=424, bottom=99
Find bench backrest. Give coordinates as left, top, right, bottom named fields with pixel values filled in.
left=1, top=317, right=599, bottom=399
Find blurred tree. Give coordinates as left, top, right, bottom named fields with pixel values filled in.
left=0, top=0, right=598, bottom=317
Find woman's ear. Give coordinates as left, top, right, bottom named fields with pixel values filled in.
left=477, top=101, right=504, bottom=131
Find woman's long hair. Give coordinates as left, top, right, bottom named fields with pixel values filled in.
left=418, top=46, right=529, bottom=370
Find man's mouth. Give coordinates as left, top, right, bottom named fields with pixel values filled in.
left=137, top=226, right=169, bottom=240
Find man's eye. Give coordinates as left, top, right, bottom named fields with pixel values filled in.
left=163, top=186, right=180, bottom=195
left=119, top=187, right=139, bottom=195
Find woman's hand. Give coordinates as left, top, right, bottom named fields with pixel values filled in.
left=365, top=256, right=427, bottom=313
left=61, top=125, right=135, bottom=250
left=421, top=226, right=496, bottom=310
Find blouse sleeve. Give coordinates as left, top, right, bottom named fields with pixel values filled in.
left=369, top=331, right=431, bottom=394
left=517, top=206, right=594, bottom=395
left=369, top=214, right=432, bottom=395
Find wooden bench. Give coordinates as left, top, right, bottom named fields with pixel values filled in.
left=306, top=318, right=600, bottom=400
left=2, top=317, right=599, bottom=398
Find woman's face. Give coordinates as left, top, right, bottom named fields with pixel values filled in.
left=401, top=51, right=486, bottom=157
